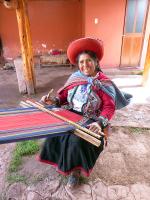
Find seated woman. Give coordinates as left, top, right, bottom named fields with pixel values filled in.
left=38, top=37, right=131, bottom=188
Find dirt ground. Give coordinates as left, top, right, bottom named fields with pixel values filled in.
left=0, top=66, right=150, bottom=199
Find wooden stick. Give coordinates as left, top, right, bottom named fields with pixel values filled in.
left=25, top=100, right=101, bottom=147
left=26, top=100, right=101, bottom=139
left=47, top=89, right=54, bottom=98
left=20, top=99, right=100, bottom=145
left=20, top=100, right=32, bottom=108
left=74, top=129, right=101, bottom=147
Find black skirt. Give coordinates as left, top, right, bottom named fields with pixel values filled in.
left=38, top=130, right=104, bottom=177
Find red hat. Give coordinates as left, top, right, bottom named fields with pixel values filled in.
left=67, top=37, right=104, bottom=65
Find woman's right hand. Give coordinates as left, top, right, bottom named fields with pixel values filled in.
left=40, top=95, right=56, bottom=105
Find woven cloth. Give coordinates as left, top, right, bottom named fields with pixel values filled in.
left=0, top=106, right=82, bottom=144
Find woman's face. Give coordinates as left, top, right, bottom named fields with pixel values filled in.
left=78, top=53, right=97, bottom=77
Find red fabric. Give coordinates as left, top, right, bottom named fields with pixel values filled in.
left=37, top=155, right=93, bottom=177
left=67, top=37, right=104, bottom=64
left=57, top=72, right=115, bottom=120
left=56, top=109, right=82, bottom=121
left=0, top=110, right=82, bottom=131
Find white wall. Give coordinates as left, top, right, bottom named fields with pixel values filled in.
left=140, top=3, right=150, bottom=68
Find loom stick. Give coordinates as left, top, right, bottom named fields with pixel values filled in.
left=26, top=100, right=101, bottom=139
left=25, top=100, right=101, bottom=147
left=74, top=129, right=101, bottom=147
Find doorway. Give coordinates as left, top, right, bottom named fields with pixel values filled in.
left=120, top=0, right=149, bottom=67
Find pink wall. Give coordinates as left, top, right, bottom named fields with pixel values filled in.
left=28, top=1, right=83, bottom=55
left=0, top=0, right=83, bottom=59
left=0, top=0, right=126, bottom=68
left=84, top=0, right=126, bottom=68
left=0, top=5, right=20, bottom=59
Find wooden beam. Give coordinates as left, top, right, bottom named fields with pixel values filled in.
left=142, top=34, right=150, bottom=87
left=16, top=0, right=36, bottom=94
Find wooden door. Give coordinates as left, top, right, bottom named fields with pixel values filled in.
left=120, top=0, right=149, bottom=67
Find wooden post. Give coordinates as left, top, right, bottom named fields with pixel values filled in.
left=16, top=0, right=36, bottom=94
left=142, top=34, right=150, bottom=87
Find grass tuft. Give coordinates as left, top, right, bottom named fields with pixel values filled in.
left=9, top=154, right=22, bottom=173
left=7, top=174, right=27, bottom=184
left=8, top=140, right=40, bottom=173
left=129, top=127, right=150, bottom=134
left=15, top=140, right=40, bottom=156
left=131, top=70, right=143, bottom=75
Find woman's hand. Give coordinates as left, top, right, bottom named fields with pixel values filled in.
left=40, top=95, right=56, bottom=105
left=40, top=89, right=59, bottom=105
left=88, top=122, right=104, bottom=136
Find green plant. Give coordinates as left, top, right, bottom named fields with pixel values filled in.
left=129, top=127, right=149, bottom=134
left=8, top=140, right=40, bottom=173
left=131, top=70, right=143, bottom=75
left=7, top=173, right=27, bottom=184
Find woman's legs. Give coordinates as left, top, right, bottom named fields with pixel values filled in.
left=39, top=133, right=104, bottom=187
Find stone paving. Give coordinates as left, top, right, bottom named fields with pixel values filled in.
left=0, top=67, right=150, bottom=200
left=1, top=126, right=150, bottom=200
left=3, top=179, right=150, bottom=200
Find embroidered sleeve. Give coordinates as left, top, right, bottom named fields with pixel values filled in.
left=98, top=89, right=115, bottom=120
left=97, top=116, right=109, bottom=128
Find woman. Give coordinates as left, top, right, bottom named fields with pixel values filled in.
left=38, top=37, right=131, bottom=188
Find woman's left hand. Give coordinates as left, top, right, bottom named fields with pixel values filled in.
left=88, top=122, right=104, bottom=136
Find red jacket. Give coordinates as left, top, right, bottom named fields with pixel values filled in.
left=57, top=72, right=115, bottom=120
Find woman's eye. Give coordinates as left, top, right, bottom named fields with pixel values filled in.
left=79, top=61, right=84, bottom=64
left=80, top=59, right=91, bottom=63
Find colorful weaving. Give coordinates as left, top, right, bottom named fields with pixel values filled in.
left=0, top=106, right=83, bottom=144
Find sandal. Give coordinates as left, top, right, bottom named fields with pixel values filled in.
left=67, top=170, right=81, bottom=188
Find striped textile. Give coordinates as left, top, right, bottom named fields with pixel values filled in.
left=0, top=106, right=82, bottom=144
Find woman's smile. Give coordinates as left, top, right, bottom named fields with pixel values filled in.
left=78, top=53, right=97, bottom=77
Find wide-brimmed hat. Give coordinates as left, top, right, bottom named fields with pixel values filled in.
left=67, top=37, right=104, bottom=65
